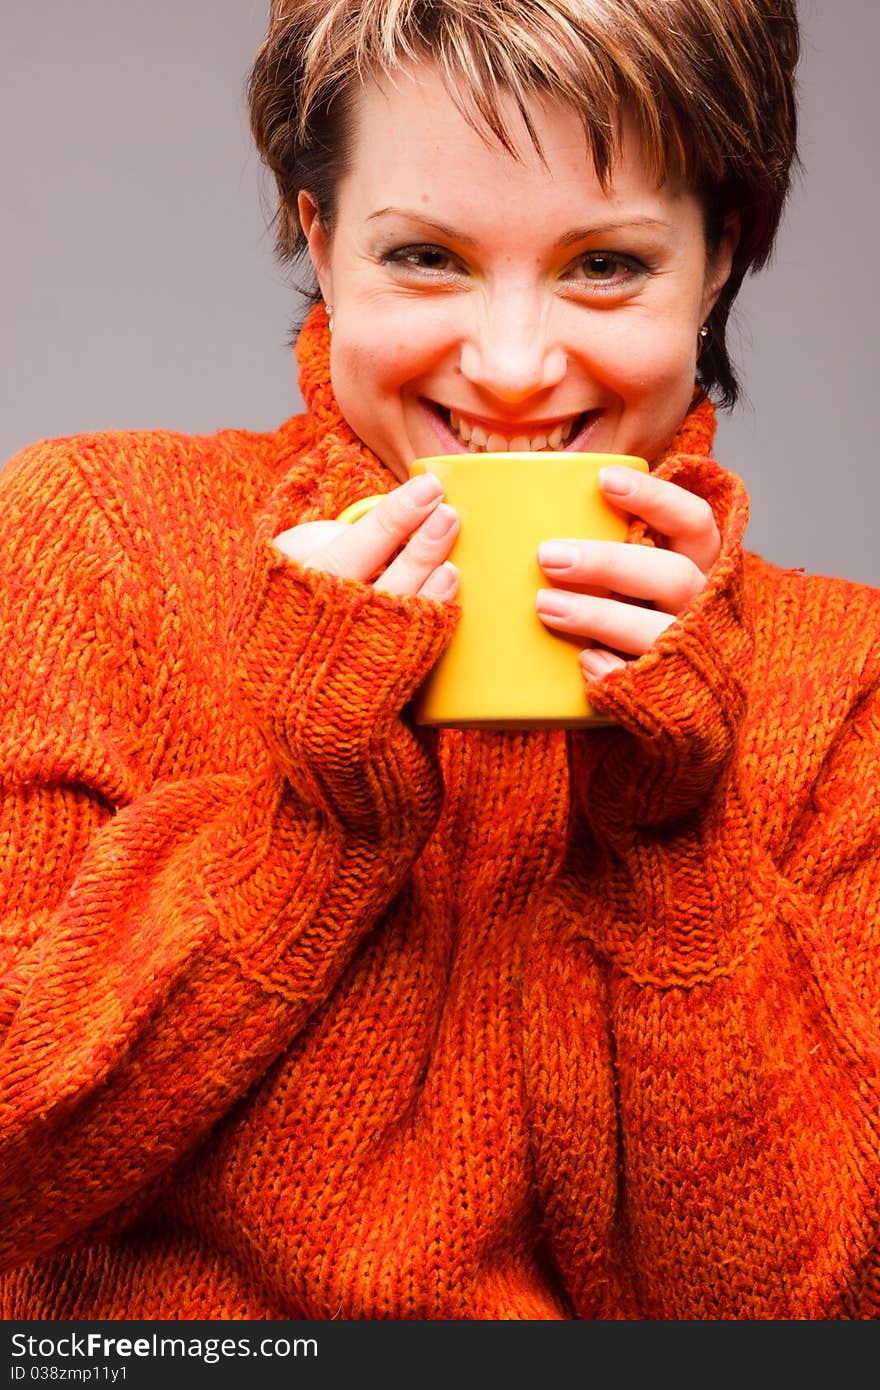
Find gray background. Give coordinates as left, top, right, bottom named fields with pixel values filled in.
left=2, top=0, right=877, bottom=586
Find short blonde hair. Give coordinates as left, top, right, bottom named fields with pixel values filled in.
left=248, top=0, right=799, bottom=406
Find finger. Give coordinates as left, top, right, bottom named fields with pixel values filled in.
left=418, top=561, right=459, bottom=602
left=538, top=538, right=705, bottom=615
left=374, top=504, right=460, bottom=595
left=322, top=473, right=446, bottom=581
left=277, top=474, right=446, bottom=582
left=273, top=520, right=350, bottom=565
left=580, top=647, right=628, bottom=680
left=599, top=466, right=720, bottom=574
left=535, top=588, right=675, bottom=657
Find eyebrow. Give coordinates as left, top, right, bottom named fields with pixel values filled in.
left=557, top=217, right=672, bottom=245
left=366, top=207, right=672, bottom=246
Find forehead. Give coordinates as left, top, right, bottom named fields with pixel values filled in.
left=339, top=65, right=698, bottom=229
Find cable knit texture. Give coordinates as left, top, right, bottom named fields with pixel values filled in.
left=1, top=305, right=879, bottom=1320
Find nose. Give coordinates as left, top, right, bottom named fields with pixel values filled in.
left=458, top=292, right=567, bottom=403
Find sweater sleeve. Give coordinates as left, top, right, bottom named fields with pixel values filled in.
left=0, top=437, right=456, bottom=1270
left=565, top=456, right=880, bottom=1317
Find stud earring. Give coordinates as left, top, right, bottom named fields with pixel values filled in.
left=697, top=323, right=709, bottom=360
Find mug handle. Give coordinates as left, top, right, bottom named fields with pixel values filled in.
left=335, top=494, right=387, bottom=525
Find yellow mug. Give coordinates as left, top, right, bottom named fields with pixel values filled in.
left=337, top=451, right=649, bottom=729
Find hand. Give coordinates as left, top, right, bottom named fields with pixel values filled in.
left=535, top=464, right=721, bottom=678
left=273, top=473, right=460, bottom=601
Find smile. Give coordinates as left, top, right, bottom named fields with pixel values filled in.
left=438, top=406, right=589, bottom=452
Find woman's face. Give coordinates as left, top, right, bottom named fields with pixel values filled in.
left=300, top=66, right=737, bottom=481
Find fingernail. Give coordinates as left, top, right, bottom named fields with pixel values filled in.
left=580, top=649, right=617, bottom=678
left=422, top=503, right=456, bottom=539
left=538, top=540, right=578, bottom=570
left=536, top=588, right=573, bottom=618
left=429, top=561, right=459, bottom=600
left=599, top=465, right=638, bottom=497
left=408, top=472, right=444, bottom=504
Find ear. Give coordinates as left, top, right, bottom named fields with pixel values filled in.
left=701, top=212, right=741, bottom=319
left=298, top=190, right=333, bottom=305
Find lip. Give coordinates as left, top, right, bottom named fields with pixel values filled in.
left=446, top=404, right=586, bottom=433
left=423, top=400, right=603, bottom=451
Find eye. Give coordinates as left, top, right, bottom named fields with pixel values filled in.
left=565, top=250, right=647, bottom=293
left=382, top=243, right=464, bottom=276
left=582, top=253, right=623, bottom=280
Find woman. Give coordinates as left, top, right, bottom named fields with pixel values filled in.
left=1, top=0, right=878, bottom=1321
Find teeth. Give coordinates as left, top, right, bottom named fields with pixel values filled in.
left=449, top=410, right=472, bottom=443
left=445, top=409, right=582, bottom=453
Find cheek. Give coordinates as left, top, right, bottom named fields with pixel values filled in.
left=332, top=321, right=436, bottom=398
left=587, top=319, right=700, bottom=459
left=335, top=294, right=464, bottom=384
left=327, top=331, right=424, bottom=476
left=592, top=317, right=698, bottom=397
left=329, top=342, right=406, bottom=444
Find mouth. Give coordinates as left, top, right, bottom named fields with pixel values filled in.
left=432, top=404, right=597, bottom=452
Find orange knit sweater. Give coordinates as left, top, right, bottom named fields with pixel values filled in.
left=1, top=307, right=879, bottom=1321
